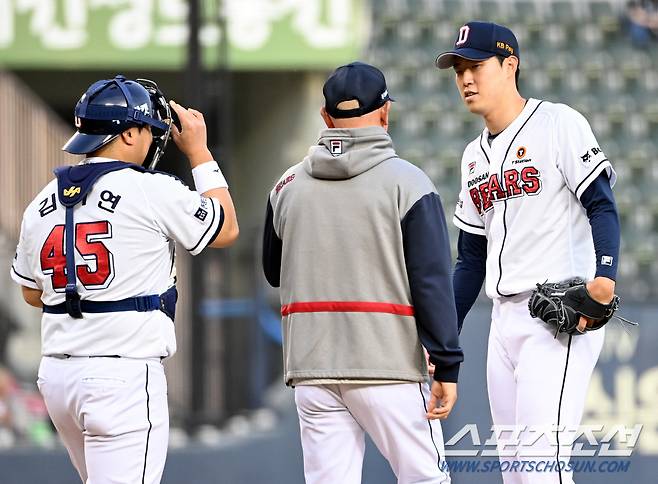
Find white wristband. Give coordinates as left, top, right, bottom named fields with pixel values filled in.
left=192, top=160, right=228, bottom=193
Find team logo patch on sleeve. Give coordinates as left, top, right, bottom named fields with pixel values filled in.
left=581, top=147, right=604, bottom=164
left=194, top=207, right=208, bottom=221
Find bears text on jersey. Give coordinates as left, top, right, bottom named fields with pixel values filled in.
left=469, top=166, right=542, bottom=215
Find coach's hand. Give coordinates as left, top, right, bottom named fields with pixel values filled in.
left=169, top=100, right=213, bottom=168
left=577, top=276, right=616, bottom=333
left=426, top=381, right=457, bottom=420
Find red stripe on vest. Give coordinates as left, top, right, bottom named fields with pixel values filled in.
left=281, top=301, right=414, bottom=316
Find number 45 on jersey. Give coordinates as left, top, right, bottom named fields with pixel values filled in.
left=40, top=221, right=115, bottom=292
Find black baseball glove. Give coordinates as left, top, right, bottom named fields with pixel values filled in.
left=528, top=278, right=634, bottom=337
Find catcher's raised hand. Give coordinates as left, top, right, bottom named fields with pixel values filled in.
left=169, top=100, right=212, bottom=167
left=426, top=381, right=457, bottom=420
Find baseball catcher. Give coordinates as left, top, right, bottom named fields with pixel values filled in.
left=11, top=74, right=238, bottom=483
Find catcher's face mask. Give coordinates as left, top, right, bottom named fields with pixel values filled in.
left=137, top=78, right=180, bottom=170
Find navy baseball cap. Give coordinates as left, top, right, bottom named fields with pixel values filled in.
left=323, top=61, right=393, bottom=119
left=435, top=21, right=519, bottom=69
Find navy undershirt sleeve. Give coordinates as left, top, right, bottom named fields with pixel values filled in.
left=262, top=198, right=282, bottom=287
left=579, top=171, right=620, bottom=281
left=401, top=192, right=464, bottom=383
left=453, top=230, right=487, bottom=333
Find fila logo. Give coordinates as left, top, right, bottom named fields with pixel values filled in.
left=330, top=140, right=343, bottom=155
left=63, top=186, right=81, bottom=197
left=601, top=255, right=614, bottom=266
left=456, top=26, right=470, bottom=46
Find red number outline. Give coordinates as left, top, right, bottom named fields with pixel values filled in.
left=40, top=221, right=115, bottom=292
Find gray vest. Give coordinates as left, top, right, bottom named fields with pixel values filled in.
left=270, top=126, right=443, bottom=385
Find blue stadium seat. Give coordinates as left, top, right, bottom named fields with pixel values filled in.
left=547, top=1, right=578, bottom=23
left=541, top=23, right=568, bottom=48
left=564, top=70, right=588, bottom=93
left=510, top=1, right=543, bottom=27
left=576, top=23, right=605, bottom=49
left=416, top=67, right=444, bottom=94
left=478, top=0, right=512, bottom=23
left=587, top=1, right=621, bottom=33
left=591, top=113, right=612, bottom=139
left=380, top=0, right=412, bottom=21
left=620, top=52, right=647, bottom=82
left=627, top=114, right=649, bottom=140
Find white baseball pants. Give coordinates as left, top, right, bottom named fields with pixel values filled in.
left=487, top=295, right=605, bottom=484
left=37, top=356, right=169, bottom=484
left=295, top=382, right=451, bottom=484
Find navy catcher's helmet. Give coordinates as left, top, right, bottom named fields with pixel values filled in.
left=63, top=75, right=175, bottom=169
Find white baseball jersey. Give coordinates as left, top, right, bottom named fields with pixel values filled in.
left=11, top=157, right=223, bottom=359
left=454, top=98, right=616, bottom=299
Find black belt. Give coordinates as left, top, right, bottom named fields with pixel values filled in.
left=43, top=286, right=177, bottom=320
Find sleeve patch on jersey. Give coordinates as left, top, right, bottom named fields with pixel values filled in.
left=189, top=198, right=221, bottom=255
left=601, top=255, right=614, bottom=266
left=194, top=207, right=208, bottom=221
left=580, top=147, right=603, bottom=164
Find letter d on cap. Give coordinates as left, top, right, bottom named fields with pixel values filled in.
left=456, top=25, right=470, bottom=46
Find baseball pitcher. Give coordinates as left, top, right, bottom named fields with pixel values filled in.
left=436, top=22, right=622, bottom=484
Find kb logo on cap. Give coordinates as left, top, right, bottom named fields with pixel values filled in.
left=330, top=140, right=343, bottom=156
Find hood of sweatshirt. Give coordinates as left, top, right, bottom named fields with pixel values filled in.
left=303, top=126, right=398, bottom=180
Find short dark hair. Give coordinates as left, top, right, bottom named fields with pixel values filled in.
left=496, top=55, right=520, bottom=89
